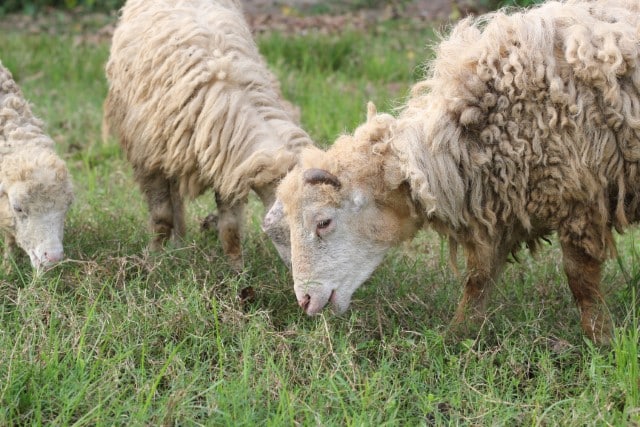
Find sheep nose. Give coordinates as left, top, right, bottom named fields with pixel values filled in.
left=44, top=250, right=64, bottom=264
left=298, top=294, right=311, bottom=312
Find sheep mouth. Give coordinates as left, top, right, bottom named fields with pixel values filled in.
left=328, top=289, right=338, bottom=309
left=28, top=250, right=43, bottom=270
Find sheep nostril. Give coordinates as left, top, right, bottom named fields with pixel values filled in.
left=299, top=294, right=311, bottom=311
left=44, top=251, right=63, bottom=263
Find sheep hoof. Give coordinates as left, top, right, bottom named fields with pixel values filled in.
left=200, top=213, right=218, bottom=233
left=447, top=310, right=487, bottom=340
left=447, top=320, right=479, bottom=341
left=148, top=238, right=166, bottom=253
left=582, top=309, right=613, bottom=346
left=227, top=253, right=244, bottom=272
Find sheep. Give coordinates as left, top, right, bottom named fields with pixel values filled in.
left=103, top=0, right=313, bottom=269
left=0, top=60, right=74, bottom=271
left=268, top=0, right=640, bottom=344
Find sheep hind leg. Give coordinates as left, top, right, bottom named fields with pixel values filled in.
left=140, top=173, right=180, bottom=251
left=169, top=178, right=186, bottom=246
left=560, top=240, right=612, bottom=345
left=215, top=192, right=245, bottom=271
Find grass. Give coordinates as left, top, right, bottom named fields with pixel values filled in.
left=0, top=12, right=639, bottom=426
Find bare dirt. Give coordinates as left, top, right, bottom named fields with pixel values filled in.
left=242, top=0, right=456, bottom=34
left=1, top=1, right=461, bottom=40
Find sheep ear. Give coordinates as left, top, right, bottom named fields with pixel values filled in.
left=303, top=168, right=341, bottom=188
left=262, top=198, right=292, bottom=268
left=355, top=102, right=394, bottom=143
left=382, top=155, right=405, bottom=190
left=262, top=199, right=284, bottom=233
left=366, top=101, right=377, bottom=122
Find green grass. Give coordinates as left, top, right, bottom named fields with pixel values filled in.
left=1, top=14, right=639, bottom=426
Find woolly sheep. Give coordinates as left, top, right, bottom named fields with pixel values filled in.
left=103, top=0, right=313, bottom=268
left=0, top=61, right=74, bottom=270
left=268, top=0, right=640, bottom=343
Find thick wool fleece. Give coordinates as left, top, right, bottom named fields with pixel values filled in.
left=104, top=0, right=313, bottom=204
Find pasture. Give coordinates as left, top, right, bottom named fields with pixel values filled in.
left=0, top=10, right=639, bottom=425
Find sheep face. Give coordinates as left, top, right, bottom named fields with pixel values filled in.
left=272, top=165, right=418, bottom=316
left=0, top=164, right=73, bottom=270
left=280, top=180, right=390, bottom=315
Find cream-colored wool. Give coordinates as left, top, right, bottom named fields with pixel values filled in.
left=0, top=61, right=74, bottom=270
left=274, top=0, right=640, bottom=343
left=104, top=0, right=313, bottom=267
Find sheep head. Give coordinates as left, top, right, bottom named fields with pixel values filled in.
left=0, top=151, right=74, bottom=270
left=268, top=103, right=422, bottom=315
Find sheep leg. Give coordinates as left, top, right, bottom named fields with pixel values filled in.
left=451, top=242, right=509, bottom=336
left=2, top=234, right=16, bottom=271
left=140, top=173, right=181, bottom=251
left=215, top=192, right=245, bottom=270
left=169, top=178, right=186, bottom=245
left=453, top=275, right=491, bottom=324
left=560, top=240, right=612, bottom=344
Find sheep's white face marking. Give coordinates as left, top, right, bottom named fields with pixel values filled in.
left=1, top=170, right=73, bottom=270
left=281, top=186, right=396, bottom=316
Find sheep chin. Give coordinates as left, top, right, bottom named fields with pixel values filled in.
left=28, top=250, right=46, bottom=272
left=329, top=288, right=354, bottom=315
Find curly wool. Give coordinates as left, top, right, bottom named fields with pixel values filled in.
left=0, top=61, right=72, bottom=216
left=391, top=0, right=640, bottom=262
left=104, top=0, right=313, bottom=205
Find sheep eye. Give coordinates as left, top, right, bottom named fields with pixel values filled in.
left=316, top=219, right=331, bottom=230
left=13, top=205, right=23, bottom=214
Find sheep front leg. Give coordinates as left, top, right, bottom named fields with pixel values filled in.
left=453, top=273, right=492, bottom=326
left=560, top=240, right=612, bottom=345
left=139, top=173, right=185, bottom=251
left=2, top=233, right=16, bottom=271
left=450, top=245, right=506, bottom=336
left=215, top=192, right=245, bottom=270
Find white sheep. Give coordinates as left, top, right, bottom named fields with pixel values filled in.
left=103, top=0, right=313, bottom=268
left=0, top=61, right=74, bottom=270
left=268, top=0, right=640, bottom=343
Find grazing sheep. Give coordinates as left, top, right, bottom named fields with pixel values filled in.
left=103, top=0, right=313, bottom=268
left=269, top=0, right=640, bottom=343
left=0, top=61, right=74, bottom=270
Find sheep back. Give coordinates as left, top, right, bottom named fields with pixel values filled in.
left=393, top=0, right=640, bottom=261
left=104, top=0, right=311, bottom=204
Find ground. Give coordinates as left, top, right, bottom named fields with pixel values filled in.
left=242, top=0, right=455, bottom=33
left=0, top=1, right=458, bottom=38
